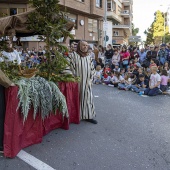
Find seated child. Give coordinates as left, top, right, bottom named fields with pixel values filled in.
left=118, top=73, right=132, bottom=90
left=120, top=68, right=125, bottom=78
left=149, top=58, right=157, bottom=69
left=144, top=66, right=161, bottom=96
left=131, top=74, right=148, bottom=93
left=160, top=69, right=169, bottom=94
left=103, top=64, right=111, bottom=79
left=93, top=65, right=102, bottom=84
left=110, top=71, right=124, bottom=87
left=103, top=72, right=112, bottom=85
left=113, top=63, right=120, bottom=72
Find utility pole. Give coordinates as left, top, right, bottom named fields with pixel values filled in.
left=104, top=0, right=107, bottom=47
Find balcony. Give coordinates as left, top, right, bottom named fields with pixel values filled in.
left=122, top=0, right=131, bottom=6
left=112, top=24, right=131, bottom=35
left=107, top=10, right=122, bottom=23
left=120, top=10, right=130, bottom=18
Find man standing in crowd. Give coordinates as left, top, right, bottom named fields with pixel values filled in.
left=157, top=43, right=169, bottom=65
left=68, top=41, right=97, bottom=124
left=166, top=43, right=170, bottom=63
left=144, top=44, right=150, bottom=52
left=105, top=44, right=114, bottom=66
left=146, top=45, right=157, bottom=64
left=138, top=48, right=146, bottom=63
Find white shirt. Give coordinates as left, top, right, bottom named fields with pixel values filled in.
left=2, top=51, right=21, bottom=65
left=111, top=75, right=124, bottom=83
left=150, top=73, right=161, bottom=88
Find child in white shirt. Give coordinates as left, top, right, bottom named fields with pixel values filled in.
left=93, top=65, right=102, bottom=84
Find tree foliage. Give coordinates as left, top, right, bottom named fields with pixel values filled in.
left=145, top=10, right=170, bottom=44
left=153, top=10, right=164, bottom=37
left=132, top=23, right=139, bottom=36
left=144, top=23, right=154, bottom=44
left=28, top=0, right=75, bottom=82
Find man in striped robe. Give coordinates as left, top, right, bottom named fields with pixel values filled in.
left=68, top=41, right=97, bottom=124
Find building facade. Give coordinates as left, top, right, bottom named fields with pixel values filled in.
left=0, top=0, right=105, bottom=49
left=107, top=0, right=133, bottom=45
left=59, top=0, right=105, bottom=46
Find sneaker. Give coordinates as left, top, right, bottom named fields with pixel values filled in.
left=138, top=91, right=144, bottom=96
left=131, top=89, right=134, bottom=92
left=108, top=84, right=114, bottom=87
left=158, top=89, right=162, bottom=94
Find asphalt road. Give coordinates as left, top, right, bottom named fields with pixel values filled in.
left=1, top=85, right=170, bottom=170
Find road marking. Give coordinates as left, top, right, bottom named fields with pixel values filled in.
left=17, top=150, right=56, bottom=170
left=94, top=95, right=99, bottom=97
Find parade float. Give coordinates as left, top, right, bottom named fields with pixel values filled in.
left=0, top=0, right=80, bottom=158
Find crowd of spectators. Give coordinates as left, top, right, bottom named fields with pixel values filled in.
left=88, top=43, right=170, bottom=96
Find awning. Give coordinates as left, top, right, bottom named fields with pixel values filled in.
left=0, top=10, right=74, bottom=38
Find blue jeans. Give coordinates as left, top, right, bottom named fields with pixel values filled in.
left=118, top=83, right=131, bottom=90
left=131, top=85, right=146, bottom=93
left=144, top=87, right=160, bottom=96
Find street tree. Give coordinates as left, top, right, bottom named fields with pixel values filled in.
left=28, top=0, right=75, bottom=82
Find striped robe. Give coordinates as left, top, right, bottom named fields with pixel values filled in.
left=68, top=52, right=96, bottom=119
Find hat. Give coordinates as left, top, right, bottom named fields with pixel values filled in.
left=150, top=45, right=154, bottom=48
left=161, top=43, right=166, bottom=47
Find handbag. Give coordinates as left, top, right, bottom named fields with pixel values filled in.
left=122, top=60, right=129, bottom=65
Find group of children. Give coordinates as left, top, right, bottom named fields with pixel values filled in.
left=93, top=62, right=170, bottom=96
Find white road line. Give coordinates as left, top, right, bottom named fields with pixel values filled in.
left=17, top=150, right=56, bottom=170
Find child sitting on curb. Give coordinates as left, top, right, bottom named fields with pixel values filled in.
left=118, top=73, right=132, bottom=90
left=160, top=69, right=169, bottom=94
left=144, top=66, right=161, bottom=96
left=110, top=71, right=124, bottom=87
left=131, top=74, right=148, bottom=93
left=93, top=65, right=102, bottom=84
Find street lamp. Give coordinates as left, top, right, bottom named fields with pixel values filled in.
left=160, top=5, right=170, bottom=43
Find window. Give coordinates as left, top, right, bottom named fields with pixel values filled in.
left=66, top=14, right=78, bottom=29
left=107, top=1, right=116, bottom=11
left=18, top=8, right=26, bottom=14
left=96, top=0, right=102, bottom=8
left=113, top=31, right=119, bottom=36
left=0, top=8, right=8, bottom=17
left=10, top=8, right=17, bottom=16
left=88, top=19, right=98, bottom=33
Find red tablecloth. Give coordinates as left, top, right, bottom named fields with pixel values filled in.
left=4, top=82, right=80, bottom=158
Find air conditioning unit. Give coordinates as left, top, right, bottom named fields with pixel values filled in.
left=124, top=10, right=129, bottom=14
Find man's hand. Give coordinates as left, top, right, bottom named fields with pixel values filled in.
left=10, top=83, right=15, bottom=86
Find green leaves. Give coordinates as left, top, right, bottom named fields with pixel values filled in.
left=145, top=10, right=170, bottom=44
left=16, top=76, right=69, bottom=121
left=28, top=0, right=74, bottom=82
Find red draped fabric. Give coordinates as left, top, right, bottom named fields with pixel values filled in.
left=4, top=82, right=80, bottom=158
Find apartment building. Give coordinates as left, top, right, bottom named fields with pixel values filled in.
left=59, top=0, right=105, bottom=46
left=107, top=0, right=133, bottom=45
left=0, top=0, right=105, bottom=49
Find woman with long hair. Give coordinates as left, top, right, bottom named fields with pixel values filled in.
left=120, top=45, right=130, bottom=70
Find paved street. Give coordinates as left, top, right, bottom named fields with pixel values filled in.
left=1, top=85, right=170, bottom=170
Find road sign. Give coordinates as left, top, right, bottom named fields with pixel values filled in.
left=129, top=38, right=141, bottom=42
left=103, top=21, right=108, bottom=31
left=129, top=36, right=141, bottom=39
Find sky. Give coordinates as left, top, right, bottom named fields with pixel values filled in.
left=133, top=0, right=169, bottom=41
